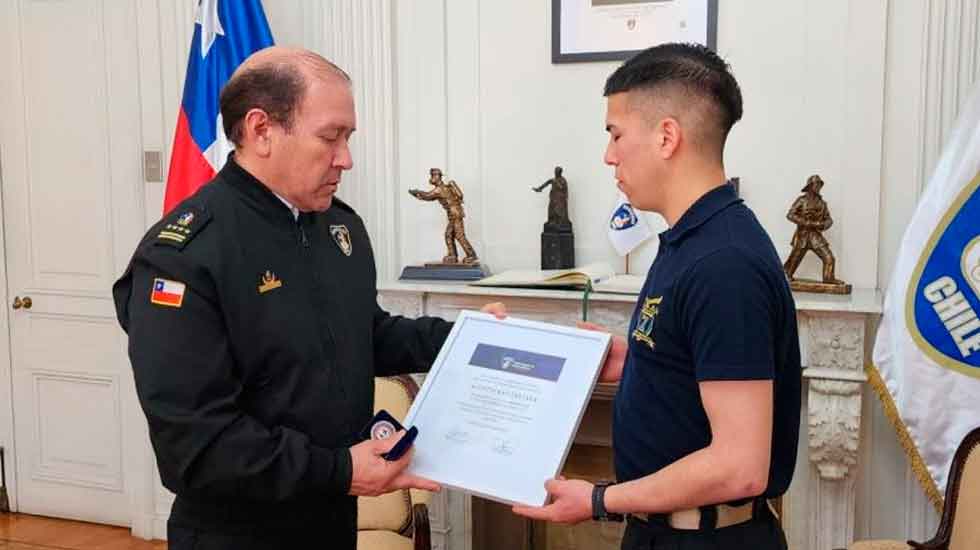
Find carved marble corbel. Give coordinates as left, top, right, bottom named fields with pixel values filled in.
left=801, top=312, right=868, bottom=480
left=807, top=378, right=862, bottom=479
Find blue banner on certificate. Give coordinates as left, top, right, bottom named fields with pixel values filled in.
left=469, top=343, right=566, bottom=381
left=404, top=310, right=611, bottom=506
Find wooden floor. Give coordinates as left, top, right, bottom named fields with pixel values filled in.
left=0, top=514, right=166, bottom=550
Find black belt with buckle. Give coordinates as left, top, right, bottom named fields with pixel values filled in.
left=627, top=497, right=767, bottom=531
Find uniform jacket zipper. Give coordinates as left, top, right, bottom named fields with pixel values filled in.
left=296, top=217, right=341, bottom=393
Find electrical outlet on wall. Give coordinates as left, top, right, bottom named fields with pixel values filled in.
left=143, top=150, right=163, bottom=183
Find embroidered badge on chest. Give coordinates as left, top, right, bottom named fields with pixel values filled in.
left=330, top=224, right=353, bottom=256
left=258, top=270, right=282, bottom=294
left=632, top=295, right=662, bottom=349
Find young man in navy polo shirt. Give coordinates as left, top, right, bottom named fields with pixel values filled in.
left=514, top=43, right=801, bottom=549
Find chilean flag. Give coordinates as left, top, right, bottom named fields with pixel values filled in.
left=163, top=0, right=274, bottom=215
left=150, top=278, right=187, bottom=308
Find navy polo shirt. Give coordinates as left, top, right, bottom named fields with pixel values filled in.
left=612, top=183, right=802, bottom=499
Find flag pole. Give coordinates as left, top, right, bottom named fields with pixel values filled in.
left=625, top=252, right=630, bottom=275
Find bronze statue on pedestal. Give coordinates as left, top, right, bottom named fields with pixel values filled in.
left=532, top=166, right=575, bottom=269
left=409, top=168, right=479, bottom=265
left=533, top=166, right=572, bottom=231
left=783, top=174, right=851, bottom=294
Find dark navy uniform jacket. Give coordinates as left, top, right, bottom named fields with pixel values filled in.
left=113, top=157, right=451, bottom=540
left=613, top=183, right=802, bottom=500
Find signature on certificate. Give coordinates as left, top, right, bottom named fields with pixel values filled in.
left=445, top=428, right=471, bottom=443
left=492, top=438, right=515, bottom=456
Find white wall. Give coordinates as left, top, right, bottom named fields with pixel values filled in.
left=395, top=0, right=656, bottom=276
left=141, top=0, right=951, bottom=289
left=136, top=1, right=979, bottom=289
left=394, top=0, right=889, bottom=289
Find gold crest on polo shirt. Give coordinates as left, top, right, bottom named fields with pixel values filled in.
left=632, top=295, right=662, bottom=349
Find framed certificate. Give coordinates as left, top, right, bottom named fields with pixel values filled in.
left=552, top=0, right=718, bottom=63
left=404, top=311, right=611, bottom=506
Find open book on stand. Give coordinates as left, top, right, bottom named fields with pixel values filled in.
left=470, top=262, right=644, bottom=294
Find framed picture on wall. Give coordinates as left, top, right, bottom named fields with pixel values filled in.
left=551, top=0, right=718, bottom=63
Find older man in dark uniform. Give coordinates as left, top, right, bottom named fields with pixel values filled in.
left=514, top=43, right=800, bottom=550
left=113, top=47, right=504, bottom=549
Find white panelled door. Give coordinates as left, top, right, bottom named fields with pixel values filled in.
left=0, top=1, right=144, bottom=525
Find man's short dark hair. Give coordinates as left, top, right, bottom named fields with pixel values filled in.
left=219, top=53, right=351, bottom=146
left=604, top=43, right=743, bottom=154
left=220, top=62, right=306, bottom=146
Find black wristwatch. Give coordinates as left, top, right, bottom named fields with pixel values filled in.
left=591, top=481, right=624, bottom=522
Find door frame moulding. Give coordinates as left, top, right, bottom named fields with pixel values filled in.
left=0, top=0, right=21, bottom=509
left=0, top=142, right=20, bottom=513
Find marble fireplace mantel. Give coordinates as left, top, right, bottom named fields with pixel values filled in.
left=379, top=281, right=882, bottom=550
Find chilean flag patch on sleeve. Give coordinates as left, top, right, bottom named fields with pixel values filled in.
left=151, top=278, right=186, bottom=308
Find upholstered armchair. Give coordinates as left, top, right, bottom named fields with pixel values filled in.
left=843, top=426, right=980, bottom=550
left=357, top=376, right=432, bottom=550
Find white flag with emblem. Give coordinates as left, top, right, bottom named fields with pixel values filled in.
left=871, top=82, right=980, bottom=509
left=607, top=192, right=652, bottom=256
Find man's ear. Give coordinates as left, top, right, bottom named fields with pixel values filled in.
left=242, top=108, right=273, bottom=157
left=657, top=117, right=682, bottom=159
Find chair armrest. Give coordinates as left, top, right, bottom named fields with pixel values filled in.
left=909, top=539, right=947, bottom=550
left=413, top=502, right=431, bottom=550
left=844, top=541, right=915, bottom=550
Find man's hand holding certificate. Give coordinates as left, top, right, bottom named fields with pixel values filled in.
left=403, top=310, right=611, bottom=506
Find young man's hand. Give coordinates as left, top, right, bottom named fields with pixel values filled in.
left=480, top=302, right=507, bottom=319
left=578, top=321, right=627, bottom=382
left=512, top=477, right=594, bottom=524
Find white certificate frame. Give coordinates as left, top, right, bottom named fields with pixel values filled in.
left=552, top=0, right=718, bottom=63
left=404, top=311, right=611, bottom=506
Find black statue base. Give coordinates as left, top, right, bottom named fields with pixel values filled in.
left=541, top=229, right=574, bottom=270
left=399, top=262, right=491, bottom=281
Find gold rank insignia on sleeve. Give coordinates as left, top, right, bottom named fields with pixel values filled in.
left=154, top=206, right=211, bottom=250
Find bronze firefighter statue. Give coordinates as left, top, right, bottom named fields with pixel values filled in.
left=783, top=174, right=851, bottom=294
left=409, top=168, right=479, bottom=265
